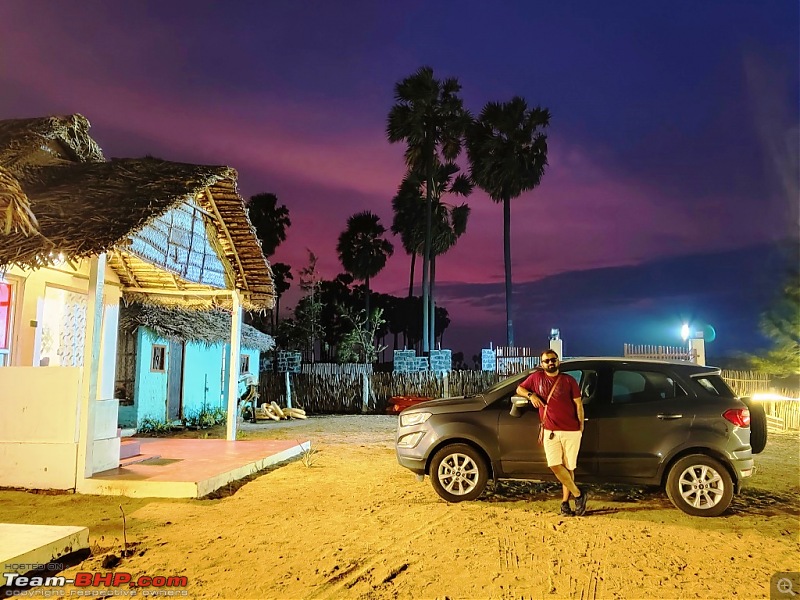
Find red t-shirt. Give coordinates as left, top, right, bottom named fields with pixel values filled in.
left=519, top=370, right=581, bottom=431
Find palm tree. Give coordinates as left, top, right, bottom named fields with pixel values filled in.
left=336, top=211, right=394, bottom=324
left=387, top=66, right=470, bottom=353
left=391, top=162, right=472, bottom=351
left=270, top=262, right=293, bottom=332
left=392, top=163, right=471, bottom=302
left=466, top=97, right=550, bottom=346
left=429, top=197, right=470, bottom=347
left=391, top=177, right=426, bottom=298
left=247, top=193, right=291, bottom=257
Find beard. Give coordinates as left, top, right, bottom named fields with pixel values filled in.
left=543, top=363, right=559, bottom=374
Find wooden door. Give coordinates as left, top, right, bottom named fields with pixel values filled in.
left=167, top=341, right=184, bottom=421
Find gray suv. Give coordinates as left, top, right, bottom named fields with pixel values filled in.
left=395, top=358, right=762, bottom=516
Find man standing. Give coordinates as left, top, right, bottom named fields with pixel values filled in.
left=516, top=349, right=588, bottom=516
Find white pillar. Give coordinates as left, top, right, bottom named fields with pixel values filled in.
left=225, top=291, right=242, bottom=441
left=361, top=371, right=369, bottom=413
left=76, top=254, right=106, bottom=481
left=689, top=338, right=706, bottom=366
left=285, top=370, right=292, bottom=409
left=549, top=338, right=563, bottom=358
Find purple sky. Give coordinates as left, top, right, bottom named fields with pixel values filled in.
left=1, top=1, right=797, bottom=361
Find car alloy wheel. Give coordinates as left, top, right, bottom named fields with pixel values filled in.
left=429, top=443, right=489, bottom=503
left=666, top=454, right=734, bottom=517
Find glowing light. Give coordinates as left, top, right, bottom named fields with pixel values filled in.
left=751, top=392, right=799, bottom=402
left=680, top=323, right=690, bottom=341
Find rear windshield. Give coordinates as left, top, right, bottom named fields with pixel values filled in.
left=692, top=374, right=736, bottom=398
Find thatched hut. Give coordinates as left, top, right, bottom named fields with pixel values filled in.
left=0, top=114, right=276, bottom=491
left=117, top=304, right=275, bottom=428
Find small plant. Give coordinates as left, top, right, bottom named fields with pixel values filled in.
left=210, top=407, right=227, bottom=425
left=138, top=416, right=172, bottom=435
left=181, top=406, right=228, bottom=430
left=299, top=440, right=320, bottom=468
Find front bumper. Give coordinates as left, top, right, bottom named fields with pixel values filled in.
left=396, top=452, right=427, bottom=474
left=395, top=422, right=437, bottom=475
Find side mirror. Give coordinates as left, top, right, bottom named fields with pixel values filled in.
left=510, top=395, right=529, bottom=418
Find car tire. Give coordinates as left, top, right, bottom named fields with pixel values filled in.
left=740, top=398, right=768, bottom=454
left=429, top=443, right=488, bottom=503
left=665, top=454, right=734, bottom=517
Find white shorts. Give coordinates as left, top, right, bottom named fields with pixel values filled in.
left=543, top=430, right=582, bottom=470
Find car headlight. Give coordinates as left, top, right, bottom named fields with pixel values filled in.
left=400, top=412, right=431, bottom=427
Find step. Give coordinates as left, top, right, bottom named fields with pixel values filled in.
left=120, top=438, right=141, bottom=459
left=0, top=524, right=89, bottom=576
left=119, top=453, right=161, bottom=468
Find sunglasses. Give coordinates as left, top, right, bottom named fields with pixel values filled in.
left=542, top=358, right=558, bottom=364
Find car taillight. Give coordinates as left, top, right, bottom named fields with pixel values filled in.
left=723, top=408, right=750, bottom=427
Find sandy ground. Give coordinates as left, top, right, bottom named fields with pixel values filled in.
left=1, top=415, right=798, bottom=600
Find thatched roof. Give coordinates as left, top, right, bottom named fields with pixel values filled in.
left=0, top=115, right=104, bottom=236
left=120, top=304, right=275, bottom=352
left=0, top=115, right=274, bottom=310
left=0, top=114, right=104, bottom=172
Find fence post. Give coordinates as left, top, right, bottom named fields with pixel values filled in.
left=285, top=371, right=292, bottom=409
left=443, top=371, right=449, bottom=399
left=362, top=372, right=369, bottom=414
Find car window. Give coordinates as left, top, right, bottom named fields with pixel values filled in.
left=562, top=369, right=599, bottom=403
left=692, top=375, right=736, bottom=398
left=612, top=370, right=686, bottom=404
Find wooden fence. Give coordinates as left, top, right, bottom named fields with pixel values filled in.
left=720, top=370, right=770, bottom=397
left=301, top=362, right=373, bottom=375
left=495, top=346, right=540, bottom=375
left=259, top=370, right=501, bottom=414
left=624, top=344, right=695, bottom=361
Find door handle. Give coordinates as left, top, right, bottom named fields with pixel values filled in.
left=657, top=413, right=683, bottom=420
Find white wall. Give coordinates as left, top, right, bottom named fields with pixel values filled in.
left=0, top=260, right=124, bottom=489
left=99, top=303, right=120, bottom=399
left=4, top=261, right=121, bottom=373
left=0, top=367, right=81, bottom=489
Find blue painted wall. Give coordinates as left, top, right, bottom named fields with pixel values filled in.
left=122, top=327, right=261, bottom=428
left=182, top=343, right=224, bottom=416
left=134, top=328, right=169, bottom=425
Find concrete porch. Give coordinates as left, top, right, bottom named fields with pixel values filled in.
left=0, top=523, right=89, bottom=577
left=79, top=437, right=309, bottom=498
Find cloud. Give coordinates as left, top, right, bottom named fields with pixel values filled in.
left=433, top=240, right=797, bottom=358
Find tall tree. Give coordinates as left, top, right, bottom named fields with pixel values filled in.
left=296, top=250, right=324, bottom=365
left=392, top=163, right=471, bottom=304
left=336, top=211, right=394, bottom=323
left=749, top=272, right=800, bottom=375
left=247, top=192, right=291, bottom=257
left=390, top=177, right=426, bottom=298
left=466, top=97, right=550, bottom=346
left=387, top=66, right=471, bottom=353
left=317, top=273, right=356, bottom=361
left=427, top=161, right=471, bottom=346
left=270, top=262, right=293, bottom=331
left=429, top=197, right=470, bottom=347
